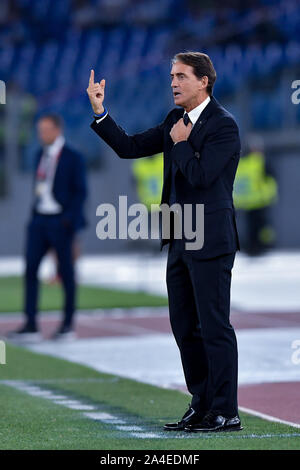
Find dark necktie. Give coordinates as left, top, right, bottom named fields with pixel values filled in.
left=183, top=113, right=191, bottom=126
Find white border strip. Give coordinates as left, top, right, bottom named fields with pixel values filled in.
left=239, top=406, right=300, bottom=429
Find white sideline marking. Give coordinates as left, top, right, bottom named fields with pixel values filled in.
left=239, top=406, right=300, bottom=429
left=131, top=432, right=162, bottom=439
left=16, top=386, right=41, bottom=392
left=116, top=425, right=144, bottom=432
left=21, top=390, right=58, bottom=397
left=2, top=382, right=68, bottom=400
left=53, top=399, right=84, bottom=405
left=65, top=404, right=96, bottom=410
left=53, top=399, right=96, bottom=411
left=83, top=412, right=125, bottom=424
left=1, top=377, right=121, bottom=385
left=43, top=394, right=69, bottom=400
left=84, top=412, right=116, bottom=420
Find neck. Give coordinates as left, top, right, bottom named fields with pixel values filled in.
left=45, top=134, right=63, bottom=147
left=184, top=94, right=209, bottom=113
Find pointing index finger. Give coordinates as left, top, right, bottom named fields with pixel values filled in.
left=89, top=69, right=95, bottom=86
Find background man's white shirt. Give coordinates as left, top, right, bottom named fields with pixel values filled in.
left=36, top=135, right=65, bottom=214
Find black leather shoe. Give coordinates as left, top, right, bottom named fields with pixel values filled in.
left=184, top=411, right=243, bottom=433
left=6, top=322, right=42, bottom=342
left=164, top=404, right=205, bottom=431
left=50, top=324, right=76, bottom=341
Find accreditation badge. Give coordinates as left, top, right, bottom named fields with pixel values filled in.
left=35, top=181, right=47, bottom=196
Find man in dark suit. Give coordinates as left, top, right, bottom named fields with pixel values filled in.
left=87, top=51, right=242, bottom=432
left=11, top=114, right=87, bottom=341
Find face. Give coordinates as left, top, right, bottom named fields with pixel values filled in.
left=37, top=118, right=61, bottom=145
left=170, top=61, right=208, bottom=112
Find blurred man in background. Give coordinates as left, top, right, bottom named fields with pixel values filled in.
left=10, top=114, right=87, bottom=341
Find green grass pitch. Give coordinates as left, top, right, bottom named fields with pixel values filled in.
left=0, top=276, right=168, bottom=312
left=0, top=343, right=299, bottom=450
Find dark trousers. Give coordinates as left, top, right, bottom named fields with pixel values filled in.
left=166, top=241, right=238, bottom=417
left=24, top=213, right=75, bottom=328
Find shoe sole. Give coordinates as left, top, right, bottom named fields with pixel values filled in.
left=185, top=425, right=243, bottom=433
left=163, top=426, right=185, bottom=431
left=50, top=333, right=76, bottom=341
left=7, top=333, right=42, bottom=343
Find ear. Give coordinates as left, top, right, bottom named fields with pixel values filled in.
left=201, top=76, right=209, bottom=89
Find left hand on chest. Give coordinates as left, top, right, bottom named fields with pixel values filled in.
left=170, top=118, right=192, bottom=143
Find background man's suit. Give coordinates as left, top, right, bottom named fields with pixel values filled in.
left=25, top=144, right=87, bottom=329
left=91, top=95, right=241, bottom=417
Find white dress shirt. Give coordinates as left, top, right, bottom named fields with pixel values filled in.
left=184, top=95, right=211, bottom=126
left=35, top=135, right=65, bottom=214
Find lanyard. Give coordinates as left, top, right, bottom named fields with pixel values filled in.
left=36, top=148, right=62, bottom=181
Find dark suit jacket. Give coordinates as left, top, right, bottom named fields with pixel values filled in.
left=32, top=145, right=88, bottom=232
left=90, top=95, right=240, bottom=258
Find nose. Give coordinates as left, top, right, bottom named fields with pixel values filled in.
left=171, top=77, right=178, bottom=88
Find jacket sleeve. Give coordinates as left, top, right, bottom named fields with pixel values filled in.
left=171, top=116, right=240, bottom=189
left=90, top=113, right=164, bottom=159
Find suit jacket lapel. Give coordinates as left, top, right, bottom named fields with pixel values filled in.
left=52, top=145, right=66, bottom=194
left=34, top=150, right=43, bottom=174
left=189, top=95, right=218, bottom=140
left=164, top=108, right=184, bottom=176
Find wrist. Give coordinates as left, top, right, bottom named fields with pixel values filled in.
left=93, top=106, right=106, bottom=117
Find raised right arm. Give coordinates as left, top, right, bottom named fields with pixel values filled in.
left=90, top=114, right=164, bottom=159
left=87, top=70, right=164, bottom=159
